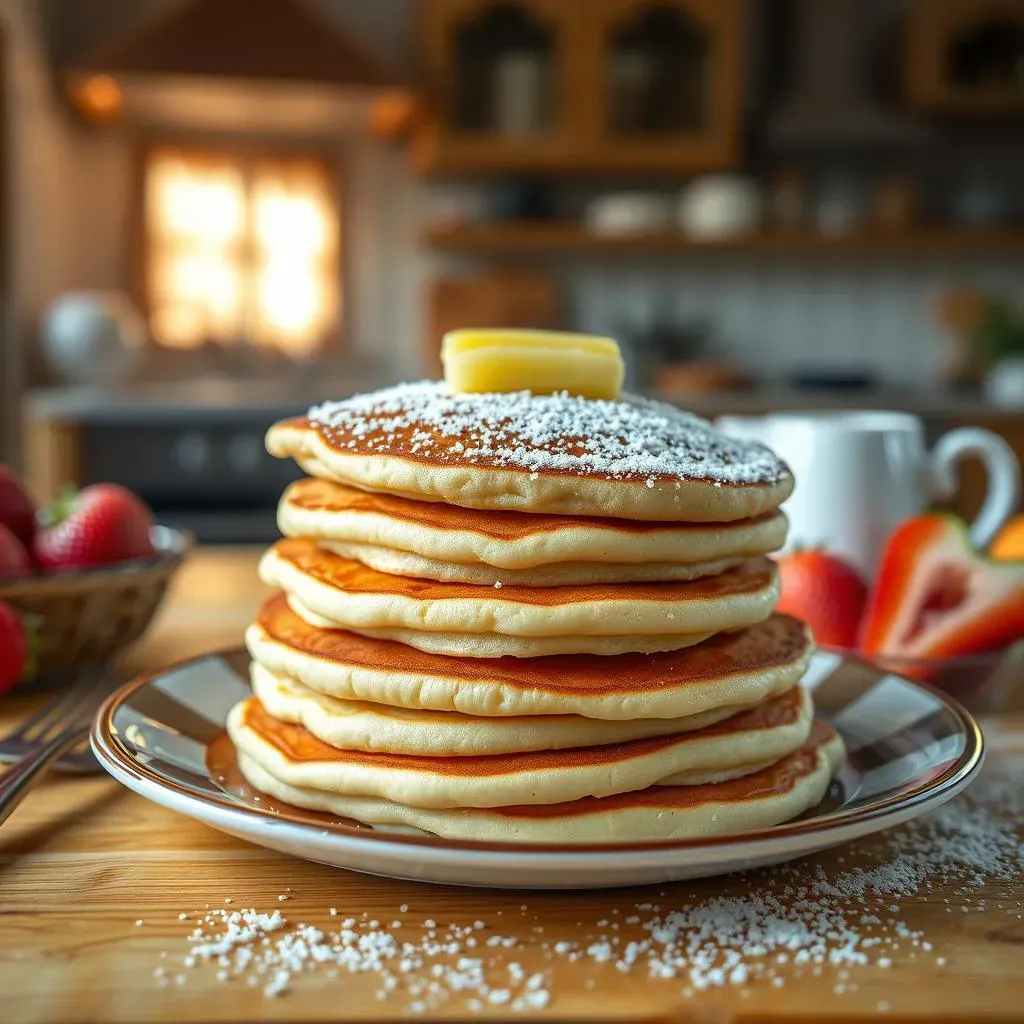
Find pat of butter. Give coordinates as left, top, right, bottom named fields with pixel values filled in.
left=442, top=329, right=625, bottom=400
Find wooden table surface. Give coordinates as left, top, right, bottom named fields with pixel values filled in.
left=3, top=549, right=1024, bottom=1023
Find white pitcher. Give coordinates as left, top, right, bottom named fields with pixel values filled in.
left=716, top=411, right=1021, bottom=579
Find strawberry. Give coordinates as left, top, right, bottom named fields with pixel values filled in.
left=0, top=522, right=31, bottom=579
left=860, top=513, right=1024, bottom=661
left=775, top=549, right=868, bottom=649
left=0, top=466, right=36, bottom=548
left=33, top=484, right=156, bottom=572
left=0, top=600, right=35, bottom=694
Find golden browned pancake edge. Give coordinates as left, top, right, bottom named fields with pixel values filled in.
left=253, top=593, right=812, bottom=698
left=269, top=538, right=777, bottom=607
left=266, top=409, right=793, bottom=522
left=283, top=476, right=787, bottom=542
left=238, top=686, right=808, bottom=776
left=491, top=720, right=840, bottom=818
left=275, top=415, right=790, bottom=491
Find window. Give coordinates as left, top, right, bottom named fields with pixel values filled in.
left=144, top=148, right=340, bottom=358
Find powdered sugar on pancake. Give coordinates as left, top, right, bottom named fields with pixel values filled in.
left=307, top=383, right=788, bottom=486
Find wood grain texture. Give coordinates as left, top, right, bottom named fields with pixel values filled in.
left=414, top=0, right=742, bottom=175
left=903, top=0, right=1024, bottom=114
left=24, top=420, right=80, bottom=504
left=420, top=222, right=1024, bottom=255
left=2, top=549, right=1024, bottom=1022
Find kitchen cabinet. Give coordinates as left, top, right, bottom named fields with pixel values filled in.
left=414, top=0, right=581, bottom=174
left=584, top=0, right=742, bottom=173
left=905, top=0, right=1024, bottom=114
left=413, top=0, right=742, bottom=175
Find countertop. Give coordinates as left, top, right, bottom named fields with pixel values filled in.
left=24, top=379, right=1024, bottom=424
left=24, top=376, right=386, bottom=424
left=3, top=549, right=1024, bottom=1022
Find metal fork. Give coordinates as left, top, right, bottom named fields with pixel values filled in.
left=0, top=665, right=117, bottom=826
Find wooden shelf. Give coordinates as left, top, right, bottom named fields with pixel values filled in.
left=911, top=88, right=1024, bottom=115
left=422, top=222, right=1024, bottom=255
left=411, top=140, right=737, bottom=177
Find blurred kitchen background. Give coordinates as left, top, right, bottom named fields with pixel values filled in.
left=1, top=0, right=1024, bottom=542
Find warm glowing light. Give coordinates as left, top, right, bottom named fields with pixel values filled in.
left=369, top=90, right=418, bottom=139
left=150, top=251, right=243, bottom=345
left=67, top=74, right=124, bottom=123
left=148, top=158, right=245, bottom=244
left=254, top=184, right=331, bottom=256
left=145, top=151, right=339, bottom=356
left=149, top=307, right=205, bottom=349
left=256, top=266, right=323, bottom=349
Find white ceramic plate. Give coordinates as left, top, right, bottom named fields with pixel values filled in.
left=91, top=648, right=983, bottom=889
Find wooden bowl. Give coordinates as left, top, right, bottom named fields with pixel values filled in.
left=0, top=525, right=192, bottom=679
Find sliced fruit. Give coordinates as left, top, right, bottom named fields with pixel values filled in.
left=991, top=514, right=1024, bottom=560
left=775, top=549, right=867, bottom=648
left=0, top=466, right=36, bottom=548
left=441, top=328, right=625, bottom=400
left=33, top=483, right=155, bottom=571
left=860, top=513, right=1024, bottom=660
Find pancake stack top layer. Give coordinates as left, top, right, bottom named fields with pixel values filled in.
left=234, top=371, right=842, bottom=845
left=267, top=383, right=794, bottom=521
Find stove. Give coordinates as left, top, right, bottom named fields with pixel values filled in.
left=30, top=374, right=384, bottom=544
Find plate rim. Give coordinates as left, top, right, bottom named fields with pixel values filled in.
left=90, top=646, right=985, bottom=860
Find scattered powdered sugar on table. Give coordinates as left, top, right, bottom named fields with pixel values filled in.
left=306, top=383, right=788, bottom=486
left=158, top=754, right=1024, bottom=1012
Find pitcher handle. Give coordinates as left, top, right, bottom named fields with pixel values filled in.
left=930, top=427, right=1021, bottom=549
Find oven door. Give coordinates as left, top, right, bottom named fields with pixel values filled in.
left=80, top=416, right=304, bottom=544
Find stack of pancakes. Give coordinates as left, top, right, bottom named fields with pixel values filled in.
left=230, top=383, right=844, bottom=844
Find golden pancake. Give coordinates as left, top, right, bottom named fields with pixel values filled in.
left=318, top=539, right=744, bottom=587
left=284, top=595, right=716, bottom=657
left=247, top=596, right=812, bottom=719
left=260, top=540, right=780, bottom=643
left=250, top=662, right=751, bottom=755
left=228, top=686, right=814, bottom=808
left=236, top=720, right=843, bottom=844
left=279, top=477, right=789, bottom=579
left=265, top=385, right=793, bottom=522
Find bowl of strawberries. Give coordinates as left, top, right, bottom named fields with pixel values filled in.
left=0, top=466, right=192, bottom=689
left=776, top=513, right=1024, bottom=712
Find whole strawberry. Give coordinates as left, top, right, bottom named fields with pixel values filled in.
left=33, top=484, right=156, bottom=572
left=775, top=548, right=868, bottom=649
left=0, top=522, right=31, bottom=579
left=0, top=600, right=34, bottom=694
left=0, top=466, right=37, bottom=548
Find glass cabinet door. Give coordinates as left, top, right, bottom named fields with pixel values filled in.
left=587, top=0, right=742, bottom=171
left=905, top=0, right=1024, bottom=113
left=450, top=2, right=557, bottom=135
left=418, top=0, right=584, bottom=173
